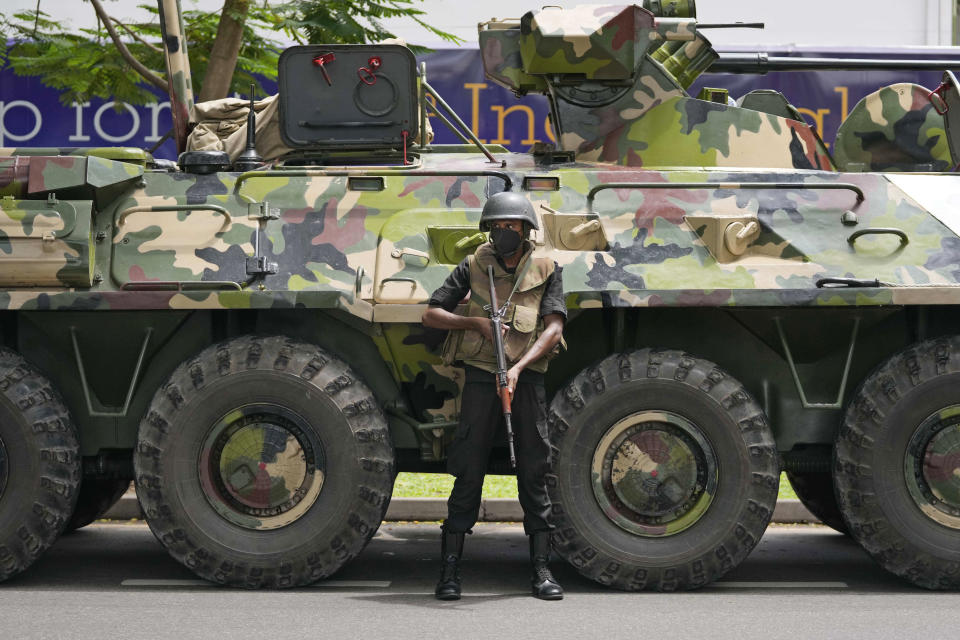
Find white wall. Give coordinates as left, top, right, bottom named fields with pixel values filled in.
left=696, top=0, right=956, bottom=48
left=396, top=0, right=959, bottom=49
left=5, top=0, right=958, bottom=48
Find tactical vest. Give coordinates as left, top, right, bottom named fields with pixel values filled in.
left=441, top=241, right=560, bottom=374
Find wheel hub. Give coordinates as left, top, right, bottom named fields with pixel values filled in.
left=905, top=405, right=960, bottom=529
left=592, top=411, right=717, bottom=537
left=199, top=404, right=325, bottom=530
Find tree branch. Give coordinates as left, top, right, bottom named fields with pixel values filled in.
left=32, top=0, right=40, bottom=38
left=88, top=0, right=166, bottom=91
left=198, top=0, right=251, bottom=102
left=110, top=17, right=163, bottom=54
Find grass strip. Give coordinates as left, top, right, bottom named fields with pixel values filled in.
left=393, top=472, right=800, bottom=500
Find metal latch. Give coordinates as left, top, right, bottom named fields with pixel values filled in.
left=246, top=202, right=279, bottom=277
left=248, top=202, right=280, bottom=220
left=391, top=247, right=430, bottom=263
left=246, top=256, right=278, bottom=276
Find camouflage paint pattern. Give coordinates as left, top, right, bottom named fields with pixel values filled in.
left=834, top=83, right=953, bottom=172
left=597, top=96, right=834, bottom=168
left=378, top=323, right=463, bottom=424
left=589, top=410, right=717, bottom=536
left=0, top=197, right=93, bottom=287
left=479, top=22, right=549, bottom=96
left=641, top=0, right=696, bottom=18
left=479, top=6, right=834, bottom=168
left=2, top=4, right=960, bottom=450
left=3, top=153, right=960, bottom=306
left=159, top=0, right=194, bottom=153
left=519, top=6, right=659, bottom=81
left=659, top=32, right=717, bottom=89
left=0, top=153, right=145, bottom=198
left=0, top=147, right=148, bottom=162
left=197, top=406, right=326, bottom=531
left=901, top=403, right=960, bottom=530
left=920, top=419, right=960, bottom=510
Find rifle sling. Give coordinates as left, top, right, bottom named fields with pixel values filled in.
left=500, top=257, right=532, bottom=314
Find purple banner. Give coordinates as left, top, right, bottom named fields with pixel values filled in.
left=0, top=47, right=954, bottom=160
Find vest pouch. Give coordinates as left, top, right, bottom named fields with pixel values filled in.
left=439, top=329, right=461, bottom=365
left=441, top=301, right=487, bottom=365
left=504, top=304, right=540, bottom=363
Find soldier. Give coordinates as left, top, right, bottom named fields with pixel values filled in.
left=422, top=191, right=566, bottom=601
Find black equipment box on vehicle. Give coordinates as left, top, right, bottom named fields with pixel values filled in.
left=278, top=44, right=419, bottom=150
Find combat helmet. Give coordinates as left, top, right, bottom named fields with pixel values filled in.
left=478, top=192, right=540, bottom=231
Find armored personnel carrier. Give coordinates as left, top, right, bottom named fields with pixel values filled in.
left=1, top=0, right=958, bottom=590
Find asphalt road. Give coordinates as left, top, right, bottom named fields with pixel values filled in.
left=0, top=522, right=956, bottom=640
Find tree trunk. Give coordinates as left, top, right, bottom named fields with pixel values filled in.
left=198, top=0, right=251, bottom=102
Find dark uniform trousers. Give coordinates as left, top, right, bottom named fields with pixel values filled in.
left=444, top=368, right=553, bottom=535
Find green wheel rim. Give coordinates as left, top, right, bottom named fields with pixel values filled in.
left=591, top=411, right=718, bottom=537
left=904, top=404, right=960, bottom=530
left=198, top=403, right=326, bottom=531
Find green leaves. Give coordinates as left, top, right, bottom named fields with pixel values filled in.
left=273, top=0, right=464, bottom=53
left=3, top=8, right=164, bottom=106
left=0, top=0, right=461, bottom=105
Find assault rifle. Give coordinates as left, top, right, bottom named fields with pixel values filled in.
left=486, top=265, right=517, bottom=468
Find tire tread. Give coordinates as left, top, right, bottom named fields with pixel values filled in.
left=834, top=336, right=960, bottom=589
left=134, top=335, right=394, bottom=588
left=548, top=349, right=778, bottom=591
left=0, top=348, right=80, bottom=582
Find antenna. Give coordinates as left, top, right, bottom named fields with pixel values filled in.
left=234, top=83, right=264, bottom=172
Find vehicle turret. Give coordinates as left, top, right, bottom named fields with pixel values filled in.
left=479, top=3, right=959, bottom=169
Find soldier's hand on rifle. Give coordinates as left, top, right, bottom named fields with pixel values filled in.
left=473, top=317, right=509, bottom=342
left=505, top=365, right=521, bottom=399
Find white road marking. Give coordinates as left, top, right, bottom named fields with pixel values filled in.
left=311, top=580, right=392, bottom=588
left=711, top=581, right=848, bottom=589
left=121, top=579, right=392, bottom=588
left=122, top=579, right=213, bottom=587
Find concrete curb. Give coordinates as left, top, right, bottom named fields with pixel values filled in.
left=772, top=499, right=820, bottom=524
left=103, top=491, right=821, bottom=524
left=105, top=492, right=143, bottom=520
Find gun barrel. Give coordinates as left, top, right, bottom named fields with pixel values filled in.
left=697, top=22, right=765, bottom=29
left=487, top=266, right=508, bottom=373
left=712, top=53, right=960, bottom=74
left=492, top=325, right=508, bottom=373
left=487, top=264, right=517, bottom=469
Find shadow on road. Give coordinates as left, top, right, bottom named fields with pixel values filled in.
left=0, top=522, right=929, bottom=595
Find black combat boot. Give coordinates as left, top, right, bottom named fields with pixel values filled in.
left=529, top=531, right=563, bottom=600
left=435, top=529, right=465, bottom=600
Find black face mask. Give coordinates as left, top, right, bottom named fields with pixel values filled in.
left=490, top=227, right=523, bottom=257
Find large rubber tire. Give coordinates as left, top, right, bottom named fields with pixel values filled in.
left=785, top=471, right=848, bottom=534
left=134, top=335, right=395, bottom=588
left=0, top=348, right=80, bottom=581
left=66, top=478, right=131, bottom=531
left=835, top=336, right=960, bottom=589
left=547, top=349, right=779, bottom=591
